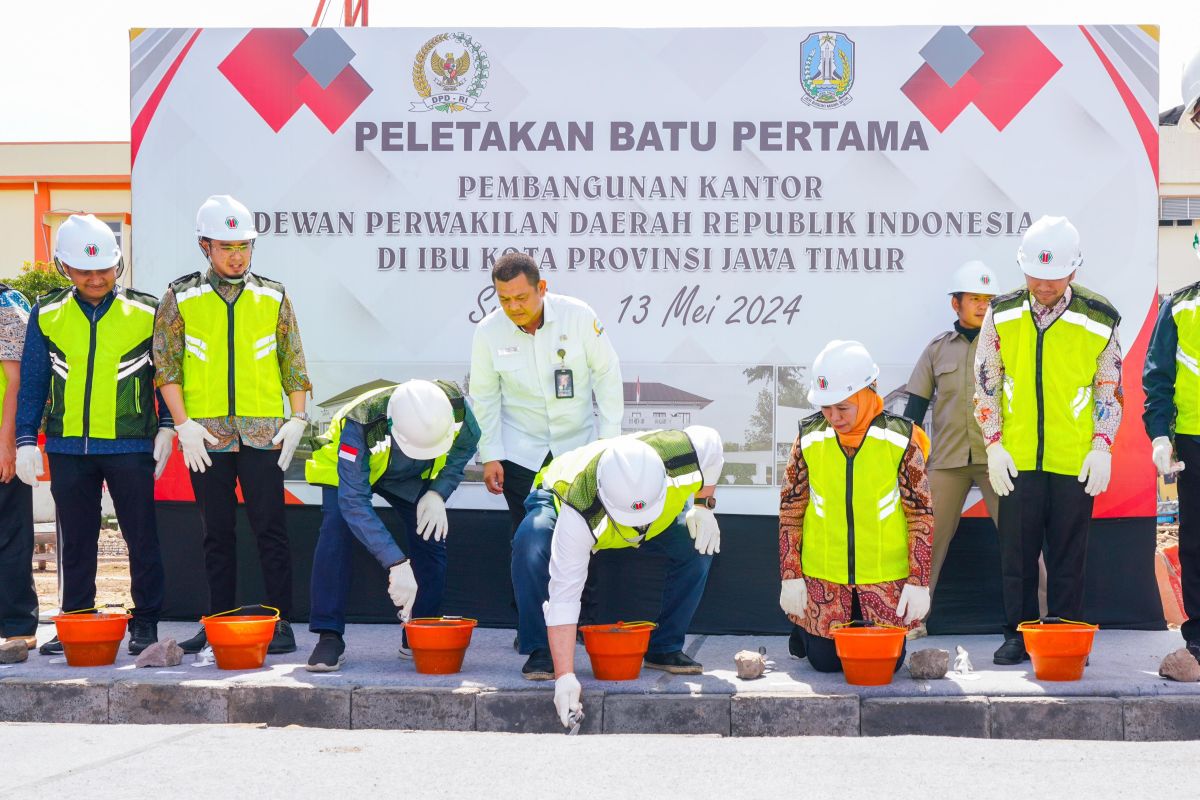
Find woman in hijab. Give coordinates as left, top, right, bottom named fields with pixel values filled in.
left=778, top=340, right=934, bottom=673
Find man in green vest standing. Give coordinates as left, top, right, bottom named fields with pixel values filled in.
left=15, top=214, right=175, bottom=655
left=509, top=427, right=723, bottom=727
left=154, top=195, right=312, bottom=655
left=1143, top=232, right=1200, bottom=661
left=974, top=215, right=1123, bottom=665
left=302, top=379, right=479, bottom=671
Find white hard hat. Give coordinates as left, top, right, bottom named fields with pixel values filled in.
left=196, top=195, right=257, bottom=241
left=597, top=438, right=667, bottom=528
left=53, top=214, right=122, bottom=274
left=388, top=380, right=457, bottom=461
left=1182, top=48, right=1200, bottom=133
left=809, top=340, right=880, bottom=406
left=949, top=260, right=998, bottom=295
left=1016, top=215, right=1082, bottom=280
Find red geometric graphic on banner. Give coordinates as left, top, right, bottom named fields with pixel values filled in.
left=902, top=26, right=1062, bottom=132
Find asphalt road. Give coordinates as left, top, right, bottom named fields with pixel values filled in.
left=4, top=723, right=1198, bottom=798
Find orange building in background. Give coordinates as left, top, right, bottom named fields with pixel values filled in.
left=0, top=142, right=131, bottom=280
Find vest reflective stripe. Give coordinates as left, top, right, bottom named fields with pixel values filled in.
left=304, top=380, right=465, bottom=488
left=992, top=285, right=1118, bottom=475
left=174, top=274, right=284, bottom=418
left=799, top=413, right=911, bottom=585
left=542, top=429, right=702, bottom=551
left=37, top=289, right=158, bottom=440
left=1172, top=285, right=1200, bottom=435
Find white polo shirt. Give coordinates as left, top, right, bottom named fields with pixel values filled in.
left=543, top=425, right=726, bottom=627
left=469, top=292, right=623, bottom=471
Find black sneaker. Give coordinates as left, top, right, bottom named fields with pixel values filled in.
left=305, top=632, right=346, bottom=673
left=39, top=636, right=63, bottom=656
left=993, top=637, right=1030, bottom=665
left=521, top=648, right=554, bottom=681
left=179, top=627, right=207, bottom=654
left=644, top=650, right=703, bottom=674
left=788, top=625, right=807, bottom=660
left=127, top=618, right=159, bottom=655
left=267, top=619, right=297, bottom=654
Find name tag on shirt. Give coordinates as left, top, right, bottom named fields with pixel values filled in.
left=555, top=368, right=575, bottom=398
left=496, top=346, right=519, bottom=356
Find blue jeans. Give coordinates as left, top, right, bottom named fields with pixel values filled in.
left=511, top=489, right=712, bottom=655
left=309, top=487, right=447, bottom=635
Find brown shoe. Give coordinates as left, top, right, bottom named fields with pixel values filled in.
left=3, top=635, right=38, bottom=650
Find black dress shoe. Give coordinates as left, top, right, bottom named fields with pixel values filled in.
left=127, top=618, right=159, bottom=655
left=993, top=637, right=1030, bottom=665
left=644, top=650, right=703, bottom=674
left=1187, top=641, right=1200, bottom=664
left=267, top=620, right=297, bottom=654
left=178, top=627, right=208, bottom=654
left=789, top=625, right=807, bottom=660
left=39, top=636, right=63, bottom=655
left=521, top=649, right=554, bottom=681
left=305, top=632, right=346, bottom=673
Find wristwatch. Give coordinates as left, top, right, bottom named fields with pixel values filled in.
left=694, top=496, right=716, bottom=510
left=291, top=412, right=309, bottom=421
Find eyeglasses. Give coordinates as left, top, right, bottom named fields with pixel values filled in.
left=213, top=242, right=253, bottom=254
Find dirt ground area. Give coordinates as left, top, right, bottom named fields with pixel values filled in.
left=33, top=528, right=131, bottom=614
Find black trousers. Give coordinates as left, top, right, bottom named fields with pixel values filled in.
left=799, top=590, right=907, bottom=674
left=0, top=477, right=36, bottom=637
left=998, top=469, right=1094, bottom=637
left=189, top=446, right=292, bottom=619
left=1175, top=436, right=1200, bottom=645
left=49, top=452, right=164, bottom=621
left=501, top=456, right=600, bottom=627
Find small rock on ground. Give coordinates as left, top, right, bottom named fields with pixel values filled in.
left=1159, top=648, right=1200, bottom=682
left=135, top=638, right=184, bottom=668
left=908, top=648, right=950, bottom=680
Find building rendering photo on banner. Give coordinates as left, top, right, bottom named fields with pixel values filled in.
left=129, top=24, right=1163, bottom=633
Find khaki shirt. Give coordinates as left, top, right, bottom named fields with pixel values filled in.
left=906, top=329, right=987, bottom=469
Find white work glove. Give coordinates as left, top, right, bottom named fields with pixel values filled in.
left=152, top=427, right=177, bottom=480
left=779, top=578, right=808, bottom=618
left=686, top=505, right=721, bottom=555
left=15, top=445, right=43, bottom=488
left=416, top=491, right=448, bottom=541
left=176, top=419, right=218, bottom=473
left=986, top=442, right=1018, bottom=497
left=270, top=416, right=307, bottom=472
left=1152, top=436, right=1185, bottom=476
left=554, top=672, right=582, bottom=728
left=1078, top=450, right=1112, bottom=497
left=895, top=583, right=931, bottom=625
left=388, top=561, right=418, bottom=622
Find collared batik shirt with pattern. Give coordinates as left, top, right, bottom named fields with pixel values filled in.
left=973, top=286, right=1123, bottom=451
left=153, top=269, right=312, bottom=451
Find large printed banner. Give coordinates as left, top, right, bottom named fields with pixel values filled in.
left=131, top=25, right=1160, bottom=516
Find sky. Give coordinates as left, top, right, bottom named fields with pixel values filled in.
left=1, top=0, right=1196, bottom=142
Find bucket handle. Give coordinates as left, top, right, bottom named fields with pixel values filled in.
left=1017, top=617, right=1098, bottom=630
left=63, top=604, right=128, bottom=615
left=408, top=616, right=479, bottom=624
left=614, top=620, right=657, bottom=630
left=203, top=604, right=281, bottom=622
left=830, top=620, right=906, bottom=632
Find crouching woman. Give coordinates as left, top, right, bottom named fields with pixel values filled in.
left=778, top=340, right=934, bottom=673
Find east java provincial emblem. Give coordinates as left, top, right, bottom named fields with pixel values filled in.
left=800, top=31, right=855, bottom=108
left=411, top=32, right=490, bottom=113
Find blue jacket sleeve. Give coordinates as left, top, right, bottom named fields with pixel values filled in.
left=336, top=419, right=406, bottom=568
left=15, top=306, right=49, bottom=448
left=156, top=390, right=174, bottom=428
left=428, top=400, right=482, bottom=501
left=1143, top=295, right=1179, bottom=441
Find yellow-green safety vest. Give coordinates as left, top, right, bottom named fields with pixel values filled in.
left=37, top=286, right=159, bottom=440
left=0, top=285, right=30, bottom=428
left=171, top=271, right=285, bottom=418
left=540, top=429, right=703, bottom=551
left=1170, top=282, right=1200, bottom=435
left=991, top=284, right=1120, bottom=475
left=799, top=412, right=913, bottom=585
left=304, top=380, right=466, bottom=488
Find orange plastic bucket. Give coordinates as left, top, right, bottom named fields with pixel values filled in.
left=405, top=617, right=478, bottom=674
left=1018, top=618, right=1098, bottom=681
left=831, top=623, right=906, bottom=686
left=202, top=606, right=279, bottom=670
left=580, top=621, right=657, bottom=681
left=53, top=611, right=130, bottom=667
